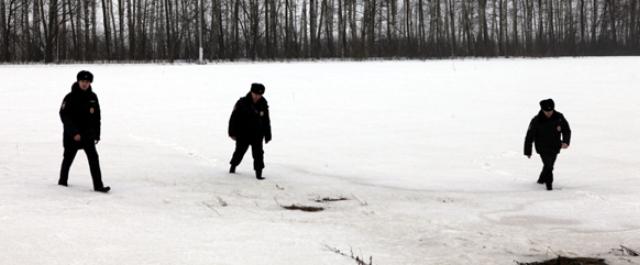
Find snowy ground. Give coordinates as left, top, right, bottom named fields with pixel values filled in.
left=1, top=58, right=639, bottom=265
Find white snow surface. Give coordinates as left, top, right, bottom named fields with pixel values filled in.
left=1, top=58, right=639, bottom=265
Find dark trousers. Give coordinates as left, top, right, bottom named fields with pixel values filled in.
left=538, top=153, right=558, bottom=185
left=59, top=143, right=105, bottom=189
left=230, top=138, right=264, bottom=170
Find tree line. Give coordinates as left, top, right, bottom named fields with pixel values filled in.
left=0, top=0, right=638, bottom=63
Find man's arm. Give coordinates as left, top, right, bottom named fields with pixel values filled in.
left=524, top=117, right=536, bottom=157
left=94, top=95, right=101, bottom=141
left=264, top=105, right=271, bottom=143
left=60, top=95, right=79, bottom=137
left=561, top=115, right=571, bottom=148
left=228, top=100, right=241, bottom=139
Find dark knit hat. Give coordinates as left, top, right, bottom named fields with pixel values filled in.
left=77, top=70, right=94, bottom=82
left=250, top=83, right=265, bottom=95
left=539, top=98, right=555, bottom=111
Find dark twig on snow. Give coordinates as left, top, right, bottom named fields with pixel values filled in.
left=274, top=197, right=324, bottom=212
left=314, top=196, right=349, bottom=203
left=351, top=193, right=368, bottom=206
left=200, top=201, right=222, bottom=217
left=620, top=245, right=639, bottom=256
left=516, top=256, right=607, bottom=265
left=324, top=245, right=373, bottom=265
left=216, top=196, right=228, bottom=207
left=281, top=204, right=324, bottom=212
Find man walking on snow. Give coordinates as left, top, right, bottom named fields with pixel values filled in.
left=228, top=83, right=272, bottom=180
left=58, top=70, right=110, bottom=193
left=524, top=98, right=571, bottom=191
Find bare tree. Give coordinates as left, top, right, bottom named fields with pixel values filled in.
left=386, top=0, right=397, bottom=56
left=324, top=0, right=335, bottom=57
left=101, top=0, right=112, bottom=58
left=477, top=0, right=489, bottom=54
left=126, top=0, right=135, bottom=58
left=47, top=0, right=60, bottom=62
left=404, top=0, right=412, bottom=46
left=212, top=0, right=225, bottom=59
left=579, top=0, right=585, bottom=45
left=117, top=0, right=124, bottom=58
left=607, top=0, right=617, bottom=47
left=337, top=0, right=345, bottom=56
left=417, top=0, right=425, bottom=51
left=300, top=0, right=308, bottom=56
left=461, top=1, right=474, bottom=55
left=309, top=0, right=317, bottom=57
left=0, top=0, right=8, bottom=61
left=447, top=0, right=456, bottom=56
left=512, top=0, right=519, bottom=54
left=548, top=0, right=555, bottom=52
left=631, top=0, right=638, bottom=49
left=91, top=0, right=97, bottom=57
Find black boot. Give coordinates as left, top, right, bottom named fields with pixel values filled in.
left=58, top=180, right=68, bottom=187
left=256, top=169, right=264, bottom=180
left=230, top=165, right=236, bottom=173
left=546, top=182, right=553, bottom=191
left=95, top=186, right=111, bottom=193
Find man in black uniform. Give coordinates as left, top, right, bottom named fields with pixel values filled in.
left=228, top=83, right=272, bottom=180
left=524, top=98, right=571, bottom=191
left=58, top=71, right=110, bottom=193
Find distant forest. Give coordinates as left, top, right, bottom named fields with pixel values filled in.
left=1, top=0, right=639, bottom=62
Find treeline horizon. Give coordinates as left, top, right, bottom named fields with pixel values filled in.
left=1, top=0, right=638, bottom=63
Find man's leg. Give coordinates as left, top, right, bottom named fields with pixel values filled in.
left=251, top=140, right=265, bottom=179
left=230, top=140, right=250, bottom=172
left=59, top=147, right=79, bottom=186
left=536, top=172, right=545, bottom=184
left=84, top=143, right=105, bottom=190
left=540, top=154, right=558, bottom=190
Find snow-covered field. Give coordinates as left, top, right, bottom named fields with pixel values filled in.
left=1, top=58, right=639, bottom=265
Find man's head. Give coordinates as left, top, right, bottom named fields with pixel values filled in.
left=250, top=83, right=265, bottom=103
left=77, top=70, right=93, bottom=91
left=539, top=98, right=555, bottom=117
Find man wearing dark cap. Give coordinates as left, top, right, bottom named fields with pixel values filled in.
left=58, top=70, right=110, bottom=193
left=524, top=98, right=571, bottom=190
left=228, top=83, right=272, bottom=180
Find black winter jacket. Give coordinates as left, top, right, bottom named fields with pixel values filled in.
left=60, top=82, right=101, bottom=148
left=228, top=93, right=272, bottom=142
left=524, top=111, right=571, bottom=156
